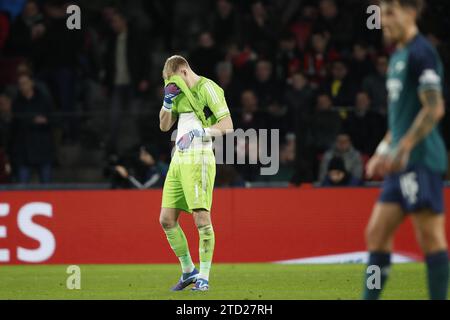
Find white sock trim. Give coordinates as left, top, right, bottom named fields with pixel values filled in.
left=199, top=261, right=212, bottom=280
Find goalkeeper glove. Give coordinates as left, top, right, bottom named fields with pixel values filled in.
left=176, top=129, right=207, bottom=150
left=163, top=83, right=181, bottom=110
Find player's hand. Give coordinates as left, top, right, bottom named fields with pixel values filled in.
left=115, top=165, right=129, bottom=178
left=4, top=162, right=11, bottom=175
left=366, top=154, right=389, bottom=179
left=176, top=129, right=205, bottom=150
left=163, top=83, right=181, bottom=110
left=384, top=140, right=411, bottom=174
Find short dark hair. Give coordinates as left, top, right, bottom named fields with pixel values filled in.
left=381, top=0, right=424, bottom=16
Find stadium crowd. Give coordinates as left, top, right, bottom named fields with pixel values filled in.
left=0, top=0, right=449, bottom=187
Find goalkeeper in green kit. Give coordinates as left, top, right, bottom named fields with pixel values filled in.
left=159, top=55, right=233, bottom=291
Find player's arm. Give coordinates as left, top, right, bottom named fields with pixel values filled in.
left=159, top=83, right=180, bottom=132
left=204, top=115, right=234, bottom=137
left=159, top=107, right=176, bottom=132
left=202, top=81, right=233, bottom=136
left=400, top=88, right=445, bottom=150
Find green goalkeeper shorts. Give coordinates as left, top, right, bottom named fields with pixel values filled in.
left=162, top=149, right=216, bottom=213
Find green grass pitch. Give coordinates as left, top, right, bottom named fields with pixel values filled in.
left=0, top=263, right=444, bottom=300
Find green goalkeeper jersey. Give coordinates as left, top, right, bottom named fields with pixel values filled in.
left=172, top=76, right=230, bottom=127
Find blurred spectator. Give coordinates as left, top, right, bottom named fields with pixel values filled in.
left=137, top=85, right=172, bottom=159
left=289, top=4, right=318, bottom=51
left=426, top=32, right=450, bottom=86
left=224, top=42, right=257, bottom=84
left=245, top=0, right=277, bottom=57
left=272, top=0, right=303, bottom=31
left=5, top=60, right=53, bottom=103
left=258, top=133, right=296, bottom=182
left=0, top=93, right=12, bottom=183
left=142, top=1, right=174, bottom=51
left=285, top=72, right=316, bottom=183
left=321, top=156, right=361, bottom=187
left=302, top=31, right=339, bottom=86
left=284, top=72, right=315, bottom=116
left=362, top=55, right=389, bottom=113
left=234, top=90, right=263, bottom=183
left=10, top=74, right=54, bottom=184
left=235, top=89, right=266, bottom=130
left=235, top=138, right=260, bottom=183
left=318, top=133, right=363, bottom=183
left=0, top=0, right=27, bottom=21
left=6, top=0, right=44, bottom=60
left=215, top=61, right=240, bottom=110
left=103, top=10, right=150, bottom=154
left=215, top=164, right=245, bottom=187
left=306, top=93, right=342, bottom=155
left=275, top=32, right=302, bottom=80
left=96, top=6, right=117, bottom=39
left=349, top=42, right=375, bottom=84
left=314, top=0, right=353, bottom=51
left=0, top=92, right=12, bottom=143
left=110, top=145, right=167, bottom=189
left=344, top=91, right=386, bottom=155
left=37, top=1, right=83, bottom=143
left=0, top=9, right=10, bottom=51
left=266, top=99, right=291, bottom=139
left=209, top=0, right=241, bottom=49
left=321, top=60, right=358, bottom=107
left=251, top=59, right=280, bottom=108
left=189, top=31, right=222, bottom=81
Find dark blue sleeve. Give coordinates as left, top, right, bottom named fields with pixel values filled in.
left=408, top=38, right=442, bottom=92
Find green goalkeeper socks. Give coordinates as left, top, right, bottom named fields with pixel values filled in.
left=163, top=224, right=195, bottom=273
left=198, top=224, right=215, bottom=280
left=163, top=223, right=215, bottom=278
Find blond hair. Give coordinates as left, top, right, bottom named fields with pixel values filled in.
left=162, top=55, right=190, bottom=80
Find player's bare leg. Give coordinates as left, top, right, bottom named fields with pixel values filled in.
left=363, top=202, right=404, bottom=299
left=159, top=207, right=180, bottom=229
left=160, top=208, right=198, bottom=291
left=411, top=210, right=448, bottom=300
left=192, top=209, right=215, bottom=291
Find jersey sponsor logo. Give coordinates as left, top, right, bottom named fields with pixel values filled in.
left=400, top=172, right=419, bottom=205
left=387, top=78, right=403, bottom=102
